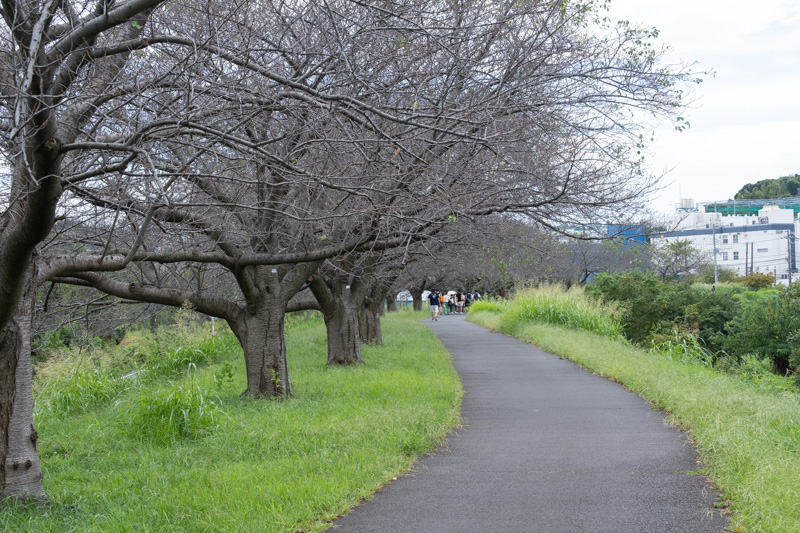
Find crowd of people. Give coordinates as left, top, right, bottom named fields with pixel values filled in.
left=427, top=289, right=481, bottom=321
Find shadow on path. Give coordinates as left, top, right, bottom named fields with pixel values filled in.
left=329, top=315, right=727, bottom=533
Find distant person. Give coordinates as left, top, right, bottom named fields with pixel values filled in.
left=455, top=290, right=465, bottom=314
left=427, top=289, right=441, bottom=321
left=472, top=290, right=481, bottom=302
left=441, top=292, right=450, bottom=315
left=448, top=292, right=456, bottom=314
left=464, top=291, right=473, bottom=312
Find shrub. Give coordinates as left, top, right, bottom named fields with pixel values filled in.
left=586, top=270, right=665, bottom=343
left=733, top=272, right=776, bottom=290
left=723, top=284, right=800, bottom=375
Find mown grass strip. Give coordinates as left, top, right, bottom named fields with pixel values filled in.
left=469, top=308, right=800, bottom=533
left=1, top=311, right=461, bottom=533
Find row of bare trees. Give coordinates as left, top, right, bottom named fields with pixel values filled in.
left=1, top=0, right=695, bottom=500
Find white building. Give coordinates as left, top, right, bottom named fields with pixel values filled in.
left=658, top=201, right=798, bottom=284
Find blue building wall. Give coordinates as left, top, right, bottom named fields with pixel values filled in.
left=606, top=224, right=647, bottom=246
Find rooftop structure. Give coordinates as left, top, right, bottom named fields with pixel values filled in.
left=697, top=196, right=800, bottom=217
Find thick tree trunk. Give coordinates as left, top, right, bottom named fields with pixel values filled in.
left=230, top=299, right=292, bottom=398
left=0, top=280, right=46, bottom=501
left=309, top=276, right=363, bottom=365
left=411, top=287, right=424, bottom=311
left=360, top=293, right=383, bottom=345
left=325, top=290, right=363, bottom=366
left=386, top=291, right=399, bottom=312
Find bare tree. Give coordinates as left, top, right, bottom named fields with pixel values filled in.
left=1, top=0, right=696, bottom=500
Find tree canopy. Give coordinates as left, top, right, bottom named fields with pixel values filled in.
left=735, top=174, right=800, bottom=200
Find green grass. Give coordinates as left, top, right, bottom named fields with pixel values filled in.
left=470, top=296, right=800, bottom=533
left=496, top=286, right=623, bottom=340
left=1, top=311, right=461, bottom=533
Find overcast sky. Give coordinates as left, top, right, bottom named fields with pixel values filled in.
left=605, top=0, right=800, bottom=214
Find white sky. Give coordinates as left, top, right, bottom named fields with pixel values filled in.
left=606, top=0, right=800, bottom=214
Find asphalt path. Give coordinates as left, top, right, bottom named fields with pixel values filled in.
left=328, top=314, right=728, bottom=532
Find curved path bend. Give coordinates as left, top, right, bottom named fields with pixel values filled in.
left=330, top=315, right=727, bottom=533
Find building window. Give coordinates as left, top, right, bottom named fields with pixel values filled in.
left=757, top=248, right=769, bottom=253
left=733, top=235, right=739, bottom=243
left=722, top=236, right=728, bottom=244
left=733, top=252, right=739, bottom=260
left=722, top=252, right=729, bottom=261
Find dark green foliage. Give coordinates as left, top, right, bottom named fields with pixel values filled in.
left=587, top=270, right=673, bottom=343
left=735, top=174, right=800, bottom=199
left=589, top=269, right=800, bottom=377
left=723, top=285, right=800, bottom=375
left=690, top=285, right=745, bottom=354
left=687, top=264, right=738, bottom=284
left=588, top=271, right=772, bottom=367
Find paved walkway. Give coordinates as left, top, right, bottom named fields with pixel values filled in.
left=329, top=315, right=727, bottom=532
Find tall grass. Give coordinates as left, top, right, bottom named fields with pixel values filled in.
left=470, top=290, right=800, bottom=533
left=38, top=365, right=130, bottom=416
left=649, top=331, right=714, bottom=367
left=126, top=375, right=221, bottom=443
left=34, top=323, right=241, bottom=420
left=4, top=311, right=460, bottom=533
left=498, top=285, right=623, bottom=339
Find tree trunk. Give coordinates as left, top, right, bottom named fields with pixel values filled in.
left=360, top=291, right=383, bottom=345
left=325, top=288, right=363, bottom=366
left=230, top=299, right=292, bottom=398
left=309, top=276, right=363, bottom=365
left=0, top=279, right=46, bottom=501
left=411, top=287, right=424, bottom=311
left=386, top=290, right=399, bottom=312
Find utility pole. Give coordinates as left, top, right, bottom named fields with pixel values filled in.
left=745, top=238, right=749, bottom=276
left=788, top=231, right=794, bottom=285
left=712, top=223, right=718, bottom=284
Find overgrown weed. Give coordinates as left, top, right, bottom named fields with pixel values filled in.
left=500, top=285, right=623, bottom=340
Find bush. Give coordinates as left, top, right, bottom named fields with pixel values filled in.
left=733, top=272, right=775, bottom=290
left=723, top=285, right=800, bottom=375
left=586, top=270, right=666, bottom=343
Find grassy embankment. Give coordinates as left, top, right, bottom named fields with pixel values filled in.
left=469, top=287, right=800, bottom=533
left=0, top=311, right=460, bottom=533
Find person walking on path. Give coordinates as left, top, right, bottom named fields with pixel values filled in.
left=330, top=316, right=727, bottom=533
left=455, top=290, right=465, bottom=314
left=427, top=289, right=441, bottom=321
